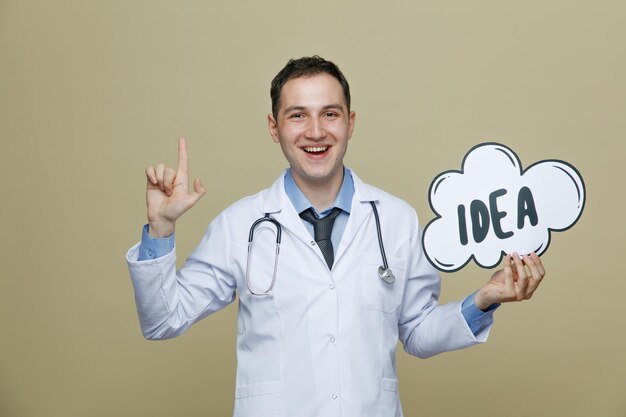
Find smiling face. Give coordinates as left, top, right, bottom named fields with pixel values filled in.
left=268, top=73, right=355, bottom=192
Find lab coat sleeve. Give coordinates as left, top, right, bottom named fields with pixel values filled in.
left=397, top=214, right=493, bottom=358
left=126, top=213, right=237, bottom=340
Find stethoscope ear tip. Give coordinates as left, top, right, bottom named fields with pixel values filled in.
left=378, top=266, right=395, bottom=285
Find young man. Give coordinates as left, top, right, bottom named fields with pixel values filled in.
left=127, top=56, right=545, bottom=417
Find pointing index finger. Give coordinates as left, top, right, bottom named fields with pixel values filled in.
left=178, top=137, right=189, bottom=175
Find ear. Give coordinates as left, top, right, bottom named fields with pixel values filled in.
left=347, top=111, right=356, bottom=140
left=268, top=114, right=280, bottom=143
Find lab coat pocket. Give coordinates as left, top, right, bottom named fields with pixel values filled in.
left=380, top=378, right=401, bottom=417
left=381, top=377, right=398, bottom=393
left=361, top=255, right=406, bottom=313
left=234, top=380, right=285, bottom=416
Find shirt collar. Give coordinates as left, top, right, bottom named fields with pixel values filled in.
left=284, top=168, right=354, bottom=217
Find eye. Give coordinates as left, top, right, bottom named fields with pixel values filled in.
left=323, top=111, right=339, bottom=118
left=289, top=113, right=304, bottom=119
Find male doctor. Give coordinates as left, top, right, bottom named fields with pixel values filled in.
left=127, top=56, right=545, bottom=417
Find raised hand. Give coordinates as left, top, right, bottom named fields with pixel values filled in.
left=474, top=252, right=546, bottom=310
left=145, top=138, right=206, bottom=237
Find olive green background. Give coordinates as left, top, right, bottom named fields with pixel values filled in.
left=1, top=1, right=624, bottom=416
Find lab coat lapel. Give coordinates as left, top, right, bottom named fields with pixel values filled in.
left=333, top=171, right=378, bottom=266
left=260, top=172, right=326, bottom=264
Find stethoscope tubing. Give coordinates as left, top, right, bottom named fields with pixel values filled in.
left=370, top=202, right=389, bottom=271
left=246, top=214, right=281, bottom=296
left=245, top=203, right=394, bottom=295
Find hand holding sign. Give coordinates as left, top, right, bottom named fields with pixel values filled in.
left=475, top=252, right=546, bottom=310
left=423, top=142, right=585, bottom=272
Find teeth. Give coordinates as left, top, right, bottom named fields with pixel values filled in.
left=303, top=146, right=328, bottom=153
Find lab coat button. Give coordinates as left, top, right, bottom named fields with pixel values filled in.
left=329, top=284, right=335, bottom=290
left=331, top=393, right=338, bottom=400
left=330, top=336, right=336, bottom=343
left=310, top=240, right=316, bottom=246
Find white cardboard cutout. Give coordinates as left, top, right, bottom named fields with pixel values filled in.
left=422, top=142, right=585, bottom=272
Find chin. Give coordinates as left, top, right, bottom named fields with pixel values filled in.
left=306, top=170, right=343, bottom=185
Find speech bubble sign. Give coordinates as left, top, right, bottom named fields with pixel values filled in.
left=422, top=142, right=585, bottom=272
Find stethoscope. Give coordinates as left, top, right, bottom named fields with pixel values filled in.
left=245, top=202, right=395, bottom=296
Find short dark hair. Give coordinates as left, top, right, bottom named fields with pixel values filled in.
left=270, top=55, right=351, bottom=119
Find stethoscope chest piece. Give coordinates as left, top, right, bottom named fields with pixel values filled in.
left=378, top=266, right=395, bottom=285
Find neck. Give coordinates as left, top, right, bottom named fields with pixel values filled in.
left=292, top=169, right=344, bottom=212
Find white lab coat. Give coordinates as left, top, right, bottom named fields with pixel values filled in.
left=126, top=170, right=491, bottom=417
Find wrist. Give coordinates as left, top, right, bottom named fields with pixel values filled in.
left=474, top=288, right=494, bottom=311
left=148, top=220, right=175, bottom=238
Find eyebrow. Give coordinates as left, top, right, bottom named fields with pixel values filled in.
left=283, top=104, right=345, bottom=114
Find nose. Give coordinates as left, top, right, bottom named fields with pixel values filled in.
left=304, top=118, right=327, bottom=140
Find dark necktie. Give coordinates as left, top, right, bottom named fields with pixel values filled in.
left=299, top=207, right=342, bottom=270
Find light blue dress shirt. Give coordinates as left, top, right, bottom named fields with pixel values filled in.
left=137, top=167, right=498, bottom=334
left=283, top=167, right=353, bottom=255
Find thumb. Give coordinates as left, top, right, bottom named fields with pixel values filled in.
left=189, top=178, right=206, bottom=204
